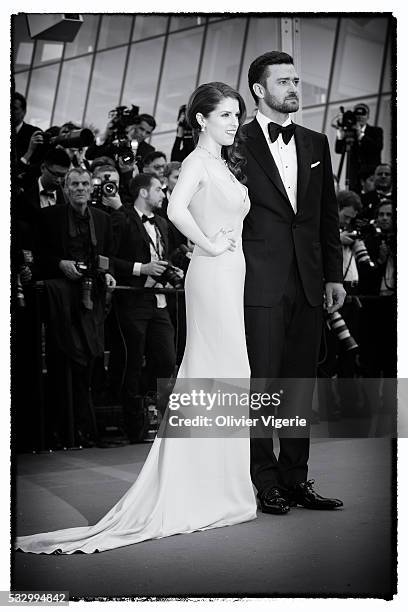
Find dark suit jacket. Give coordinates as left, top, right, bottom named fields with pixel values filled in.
left=15, top=122, right=41, bottom=160
left=242, top=119, right=342, bottom=307
left=111, top=206, right=169, bottom=289
left=35, top=205, right=114, bottom=280
left=335, top=124, right=383, bottom=191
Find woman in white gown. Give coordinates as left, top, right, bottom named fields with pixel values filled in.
left=15, top=82, right=257, bottom=554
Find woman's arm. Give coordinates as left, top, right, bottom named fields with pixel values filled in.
left=167, top=156, right=235, bottom=256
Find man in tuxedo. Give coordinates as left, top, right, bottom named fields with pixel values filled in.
left=111, top=173, right=177, bottom=442
left=242, top=51, right=346, bottom=515
left=12, top=92, right=42, bottom=162
left=130, top=114, right=157, bottom=170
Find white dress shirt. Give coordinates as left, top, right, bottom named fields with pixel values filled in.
left=256, top=109, right=298, bottom=213
left=38, top=177, right=57, bottom=209
left=133, top=207, right=166, bottom=308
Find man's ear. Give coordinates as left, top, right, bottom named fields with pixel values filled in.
left=252, top=83, right=264, bottom=100
left=140, top=187, right=148, bottom=199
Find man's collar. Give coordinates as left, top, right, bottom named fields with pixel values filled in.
left=134, top=205, right=153, bottom=219
left=38, top=177, right=56, bottom=195
left=256, top=109, right=292, bottom=131
left=15, top=121, right=24, bottom=134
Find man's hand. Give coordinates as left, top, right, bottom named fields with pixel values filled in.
left=24, top=130, right=43, bottom=161
left=101, top=192, right=123, bottom=210
left=141, top=260, right=168, bottom=276
left=324, top=282, right=346, bottom=314
left=105, top=273, right=116, bottom=290
left=19, top=265, right=32, bottom=284
left=58, top=260, right=83, bottom=281
left=340, top=231, right=355, bottom=246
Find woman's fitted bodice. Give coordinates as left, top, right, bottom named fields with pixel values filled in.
left=187, top=154, right=249, bottom=247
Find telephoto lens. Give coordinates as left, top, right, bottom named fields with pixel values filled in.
left=327, top=312, right=358, bottom=352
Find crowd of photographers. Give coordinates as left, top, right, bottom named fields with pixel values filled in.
left=11, top=92, right=396, bottom=450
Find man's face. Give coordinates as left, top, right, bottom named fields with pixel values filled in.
left=132, top=120, right=154, bottom=143
left=41, top=163, right=69, bottom=191
left=374, top=165, right=392, bottom=191
left=377, top=203, right=393, bottom=232
left=166, top=169, right=180, bottom=192
left=144, top=156, right=166, bottom=178
left=354, top=110, right=369, bottom=127
left=339, top=205, right=357, bottom=230
left=13, top=98, right=25, bottom=126
left=66, top=171, right=92, bottom=208
left=257, top=63, right=300, bottom=115
left=145, top=177, right=164, bottom=210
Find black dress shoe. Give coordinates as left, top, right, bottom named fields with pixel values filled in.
left=289, top=479, right=343, bottom=510
left=258, top=488, right=290, bottom=515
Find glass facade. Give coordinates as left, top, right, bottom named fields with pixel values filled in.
left=11, top=13, right=393, bottom=168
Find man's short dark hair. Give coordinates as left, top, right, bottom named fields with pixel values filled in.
left=90, top=156, right=117, bottom=173
left=14, top=91, right=27, bottom=111
left=248, top=51, right=294, bottom=104
left=142, top=151, right=166, bottom=168
left=129, top=173, right=160, bottom=200
left=43, top=148, right=71, bottom=168
left=136, top=113, right=156, bottom=131
left=337, top=190, right=362, bottom=211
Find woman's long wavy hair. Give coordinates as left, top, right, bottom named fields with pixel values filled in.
left=186, top=82, right=247, bottom=183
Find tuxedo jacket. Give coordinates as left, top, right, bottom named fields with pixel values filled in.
left=111, top=206, right=170, bottom=289
left=14, top=122, right=41, bottom=160
left=242, top=119, right=342, bottom=308
left=35, top=204, right=114, bottom=280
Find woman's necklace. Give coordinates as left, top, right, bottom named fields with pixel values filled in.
left=196, top=144, right=236, bottom=183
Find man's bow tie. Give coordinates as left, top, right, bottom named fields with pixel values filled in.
left=40, top=189, right=56, bottom=197
left=267, top=122, right=296, bottom=145
left=141, top=214, right=156, bottom=225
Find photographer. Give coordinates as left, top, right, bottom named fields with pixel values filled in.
left=142, top=151, right=167, bottom=181
left=12, top=92, right=42, bottom=166
left=170, top=104, right=194, bottom=162
left=90, top=160, right=123, bottom=213
left=334, top=103, right=383, bottom=194
left=360, top=163, right=392, bottom=221
left=111, top=173, right=178, bottom=443
left=35, top=168, right=116, bottom=448
left=128, top=113, right=156, bottom=169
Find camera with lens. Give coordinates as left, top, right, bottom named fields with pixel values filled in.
left=326, top=311, right=358, bottom=352
left=106, top=105, right=140, bottom=166
left=45, top=128, right=95, bottom=151
left=90, top=174, right=119, bottom=208
left=345, top=221, right=379, bottom=269
left=154, top=263, right=184, bottom=290
left=75, top=255, right=110, bottom=311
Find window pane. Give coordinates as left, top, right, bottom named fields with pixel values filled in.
left=377, top=95, right=391, bottom=164
left=97, top=15, right=132, bottom=50
left=300, top=18, right=337, bottom=106
left=132, top=15, right=168, bottom=40
left=53, top=56, right=93, bottom=127
left=199, top=18, right=246, bottom=88
left=121, top=38, right=164, bottom=115
left=84, top=47, right=127, bottom=133
left=382, top=36, right=392, bottom=93
left=65, top=14, right=100, bottom=58
left=238, top=17, right=280, bottom=117
left=302, top=107, right=324, bottom=133
left=33, top=41, right=64, bottom=67
left=330, top=17, right=388, bottom=101
left=149, top=132, right=174, bottom=160
left=169, top=15, right=206, bottom=31
left=12, top=14, right=34, bottom=71
left=13, top=71, right=29, bottom=97
left=25, top=64, right=59, bottom=129
left=155, top=28, right=204, bottom=133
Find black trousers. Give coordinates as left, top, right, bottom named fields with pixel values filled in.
left=115, top=293, right=176, bottom=402
left=244, top=259, right=323, bottom=493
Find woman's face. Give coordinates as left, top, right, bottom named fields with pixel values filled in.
left=198, top=97, right=241, bottom=147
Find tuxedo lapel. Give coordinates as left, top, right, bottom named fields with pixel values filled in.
left=130, top=208, right=151, bottom=250
left=245, top=120, right=293, bottom=210
left=155, top=215, right=169, bottom=257
left=294, top=126, right=312, bottom=212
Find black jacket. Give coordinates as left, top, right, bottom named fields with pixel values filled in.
left=242, top=119, right=342, bottom=307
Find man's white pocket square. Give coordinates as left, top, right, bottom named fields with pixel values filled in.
left=311, top=161, right=320, bottom=168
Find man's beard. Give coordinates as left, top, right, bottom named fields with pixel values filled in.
left=263, top=91, right=299, bottom=114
